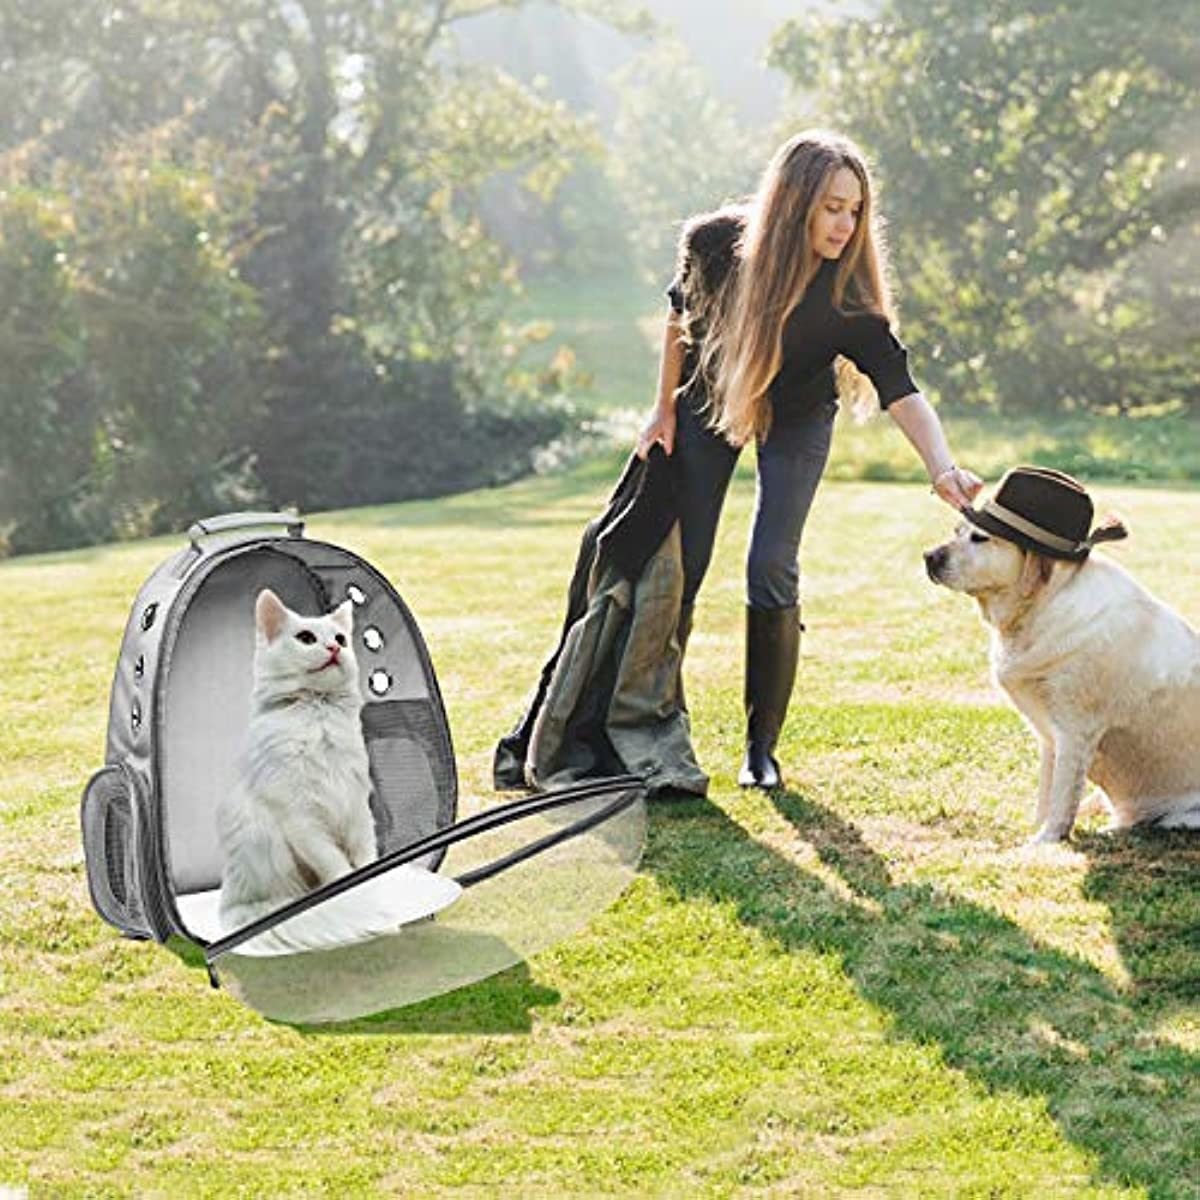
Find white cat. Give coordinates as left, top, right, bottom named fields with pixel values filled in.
left=217, top=588, right=380, bottom=945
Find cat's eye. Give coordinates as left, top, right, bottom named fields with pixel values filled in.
left=295, top=630, right=318, bottom=644
left=969, top=532, right=990, bottom=544
left=334, top=633, right=347, bottom=647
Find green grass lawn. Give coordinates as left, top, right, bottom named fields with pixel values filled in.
left=2, top=466, right=1198, bottom=1197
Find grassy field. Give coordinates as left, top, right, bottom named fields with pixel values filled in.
left=2, top=461, right=1198, bottom=1197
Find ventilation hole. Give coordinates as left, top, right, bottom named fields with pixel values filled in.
left=368, top=669, right=392, bottom=696
left=131, top=699, right=142, bottom=731
left=346, top=584, right=366, bottom=606
left=134, top=654, right=145, bottom=680
left=362, top=626, right=384, bottom=652
left=140, top=603, right=158, bottom=631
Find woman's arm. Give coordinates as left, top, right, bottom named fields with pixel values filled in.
left=886, top=391, right=983, bottom=509
left=635, top=309, right=687, bottom=459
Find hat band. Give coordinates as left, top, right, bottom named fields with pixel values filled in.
left=982, top=500, right=1084, bottom=554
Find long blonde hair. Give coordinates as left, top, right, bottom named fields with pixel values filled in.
left=693, top=130, right=897, bottom=445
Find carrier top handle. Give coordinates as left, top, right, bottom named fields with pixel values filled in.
left=187, top=511, right=305, bottom=551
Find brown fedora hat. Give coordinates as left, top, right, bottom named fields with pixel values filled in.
left=963, top=466, right=1125, bottom=561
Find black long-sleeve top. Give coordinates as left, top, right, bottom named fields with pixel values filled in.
left=666, top=209, right=918, bottom=416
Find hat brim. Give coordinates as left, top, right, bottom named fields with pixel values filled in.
left=962, top=506, right=1089, bottom=562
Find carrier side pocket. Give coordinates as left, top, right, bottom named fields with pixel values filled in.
left=81, top=763, right=168, bottom=941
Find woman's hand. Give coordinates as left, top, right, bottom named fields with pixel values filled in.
left=931, top=465, right=983, bottom=510
left=636, top=404, right=677, bottom=459
left=885, top=394, right=982, bottom=510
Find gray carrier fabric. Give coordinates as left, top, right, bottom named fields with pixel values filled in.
left=81, top=512, right=457, bottom=942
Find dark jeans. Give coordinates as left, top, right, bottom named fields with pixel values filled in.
left=675, top=392, right=835, bottom=610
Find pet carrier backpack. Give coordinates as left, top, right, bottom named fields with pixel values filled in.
left=81, top=512, right=646, bottom=1023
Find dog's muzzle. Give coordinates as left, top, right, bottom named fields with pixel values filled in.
left=924, top=547, right=948, bottom=583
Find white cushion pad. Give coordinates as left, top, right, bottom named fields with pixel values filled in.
left=176, top=864, right=463, bottom=956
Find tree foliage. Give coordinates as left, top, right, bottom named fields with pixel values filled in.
left=0, top=0, right=638, bottom=554
left=608, top=38, right=765, bottom=282
left=769, top=0, right=1200, bottom=413
left=0, top=133, right=264, bottom=553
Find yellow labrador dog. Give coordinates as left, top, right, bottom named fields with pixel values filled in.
left=925, top=466, right=1200, bottom=843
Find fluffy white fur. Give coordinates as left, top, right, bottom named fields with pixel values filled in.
left=217, top=588, right=384, bottom=948
left=926, top=525, right=1200, bottom=842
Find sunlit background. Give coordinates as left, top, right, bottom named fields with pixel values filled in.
left=1, top=0, right=1196, bottom=558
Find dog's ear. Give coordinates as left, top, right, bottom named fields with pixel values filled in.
left=1018, top=550, right=1055, bottom=598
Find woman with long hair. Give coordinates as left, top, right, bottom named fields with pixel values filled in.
left=637, top=128, right=982, bottom=789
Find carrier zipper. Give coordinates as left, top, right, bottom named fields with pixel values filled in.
left=204, top=774, right=644, bottom=964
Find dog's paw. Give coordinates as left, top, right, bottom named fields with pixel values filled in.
left=1028, top=823, right=1071, bottom=845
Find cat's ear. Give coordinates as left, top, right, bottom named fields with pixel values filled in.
left=256, top=588, right=289, bottom=643
left=330, top=598, right=355, bottom=633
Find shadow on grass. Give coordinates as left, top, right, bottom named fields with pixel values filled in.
left=168, top=937, right=561, bottom=1036
left=646, top=794, right=1199, bottom=1200
left=297, top=964, right=561, bottom=1037
left=1079, top=826, right=1200, bottom=1014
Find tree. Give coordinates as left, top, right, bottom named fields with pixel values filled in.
left=0, top=133, right=264, bottom=554
left=0, top=0, right=650, bottom=552
left=0, top=191, right=97, bottom=553
left=608, top=38, right=765, bottom=282
left=769, top=0, right=1200, bottom=414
